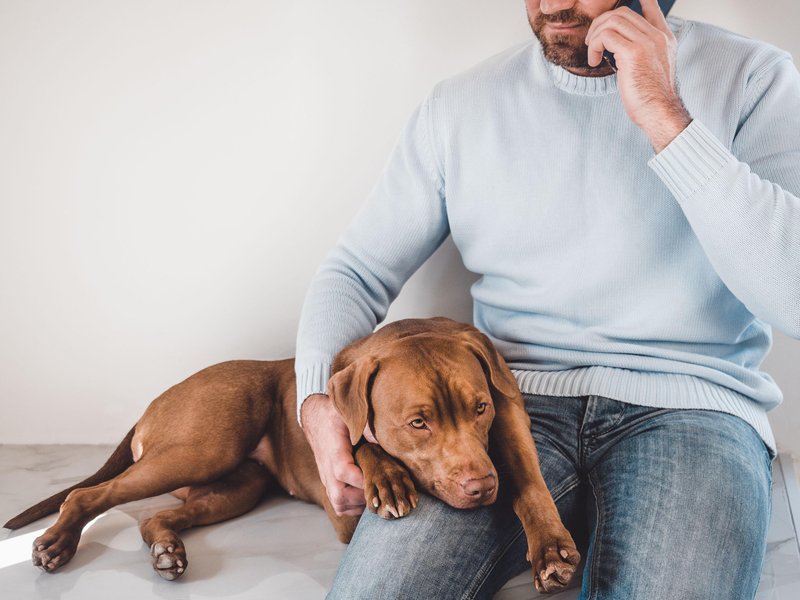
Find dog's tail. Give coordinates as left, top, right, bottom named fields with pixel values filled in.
left=3, top=426, right=136, bottom=530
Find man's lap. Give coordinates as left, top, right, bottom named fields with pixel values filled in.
left=328, top=395, right=772, bottom=600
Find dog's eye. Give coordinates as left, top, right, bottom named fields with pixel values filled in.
left=410, top=418, right=427, bottom=429
left=477, top=402, right=488, bottom=415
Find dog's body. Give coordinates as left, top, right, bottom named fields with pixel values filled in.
left=5, top=317, right=579, bottom=592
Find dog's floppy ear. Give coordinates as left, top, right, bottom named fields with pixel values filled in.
left=327, top=357, right=379, bottom=445
left=459, top=329, right=520, bottom=403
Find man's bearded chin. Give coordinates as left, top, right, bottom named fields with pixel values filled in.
left=529, top=9, right=594, bottom=70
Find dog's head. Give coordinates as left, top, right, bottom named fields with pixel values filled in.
left=328, top=318, right=520, bottom=509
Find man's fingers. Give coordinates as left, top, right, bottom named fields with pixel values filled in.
left=338, top=461, right=364, bottom=489
left=329, top=482, right=367, bottom=516
left=331, top=503, right=365, bottom=517
left=325, top=459, right=365, bottom=513
left=363, top=423, right=378, bottom=444
left=587, top=6, right=649, bottom=42
left=586, top=3, right=668, bottom=48
left=640, top=0, right=672, bottom=35
left=587, top=29, right=634, bottom=68
left=334, top=505, right=367, bottom=517
left=331, top=499, right=366, bottom=515
left=585, top=17, right=643, bottom=65
left=585, top=6, right=674, bottom=69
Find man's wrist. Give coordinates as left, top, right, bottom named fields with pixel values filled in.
left=643, top=104, right=693, bottom=154
left=300, top=393, right=330, bottom=429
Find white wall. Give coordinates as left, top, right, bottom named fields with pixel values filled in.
left=1, top=1, right=797, bottom=455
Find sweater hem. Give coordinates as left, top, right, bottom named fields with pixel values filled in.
left=512, top=366, right=776, bottom=455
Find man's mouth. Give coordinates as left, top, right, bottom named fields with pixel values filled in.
left=547, top=22, right=582, bottom=31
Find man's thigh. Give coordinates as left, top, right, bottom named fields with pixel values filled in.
left=583, top=406, right=773, bottom=600
left=327, top=490, right=527, bottom=600
left=328, top=397, right=586, bottom=600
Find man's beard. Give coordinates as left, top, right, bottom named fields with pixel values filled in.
left=529, top=8, right=594, bottom=70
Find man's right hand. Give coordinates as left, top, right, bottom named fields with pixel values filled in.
left=300, top=393, right=367, bottom=516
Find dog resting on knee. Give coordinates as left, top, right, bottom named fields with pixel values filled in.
left=5, top=317, right=579, bottom=593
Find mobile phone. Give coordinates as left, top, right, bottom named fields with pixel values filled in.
left=602, top=0, right=677, bottom=71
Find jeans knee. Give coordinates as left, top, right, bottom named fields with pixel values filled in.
left=327, top=578, right=387, bottom=600
left=327, top=567, right=457, bottom=600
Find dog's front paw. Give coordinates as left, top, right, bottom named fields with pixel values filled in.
left=527, top=529, right=580, bottom=593
left=364, top=464, right=419, bottom=520
left=150, top=538, right=187, bottom=580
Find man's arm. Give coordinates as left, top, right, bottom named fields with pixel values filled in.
left=585, top=0, right=799, bottom=337
left=295, top=93, right=449, bottom=514
left=295, top=92, right=449, bottom=419
left=648, top=56, right=800, bottom=338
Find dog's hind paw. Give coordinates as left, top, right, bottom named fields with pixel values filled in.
left=32, top=527, right=80, bottom=572
left=150, top=539, right=187, bottom=580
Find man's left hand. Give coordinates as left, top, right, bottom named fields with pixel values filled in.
left=585, top=0, right=692, bottom=152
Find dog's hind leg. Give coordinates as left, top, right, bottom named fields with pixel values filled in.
left=139, top=458, right=274, bottom=580
left=31, top=449, right=246, bottom=573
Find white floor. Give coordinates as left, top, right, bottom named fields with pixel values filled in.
left=1, top=446, right=799, bottom=600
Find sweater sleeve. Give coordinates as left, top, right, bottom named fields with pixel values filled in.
left=294, top=93, right=449, bottom=425
left=648, top=55, right=800, bottom=339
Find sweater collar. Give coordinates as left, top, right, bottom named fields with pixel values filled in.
left=529, top=33, right=618, bottom=96
left=546, top=59, right=618, bottom=96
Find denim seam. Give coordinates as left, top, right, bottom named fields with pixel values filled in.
left=585, top=469, right=607, bottom=600
left=549, top=473, right=582, bottom=505
left=584, top=395, right=628, bottom=438
left=461, top=525, right=526, bottom=600
left=461, top=478, right=583, bottom=600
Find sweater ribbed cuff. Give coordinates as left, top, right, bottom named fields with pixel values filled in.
left=295, top=362, right=332, bottom=427
left=647, top=119, right=734, bottom=204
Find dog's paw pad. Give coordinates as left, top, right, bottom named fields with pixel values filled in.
left=150, top=539, right=187, bottom=580
left=528, top=536, right=580, bottom=593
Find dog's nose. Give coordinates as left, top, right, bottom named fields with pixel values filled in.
left=460, top=475, right=496, bottom=501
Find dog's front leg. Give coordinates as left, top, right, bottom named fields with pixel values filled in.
left=354, top=443, right=419, bottom=520
left=491, top=396, right=581, bottom=594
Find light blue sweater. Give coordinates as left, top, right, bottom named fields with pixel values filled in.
left=295, top=16, right=800, bottom=453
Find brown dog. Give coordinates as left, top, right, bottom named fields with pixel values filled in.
left=5, top=317, right=579, bottom=593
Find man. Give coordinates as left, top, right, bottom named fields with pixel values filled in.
left=295, top=0, right=799, bottom=597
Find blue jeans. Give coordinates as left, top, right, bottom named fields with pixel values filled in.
left=328, top=394, right=773, bottom=599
